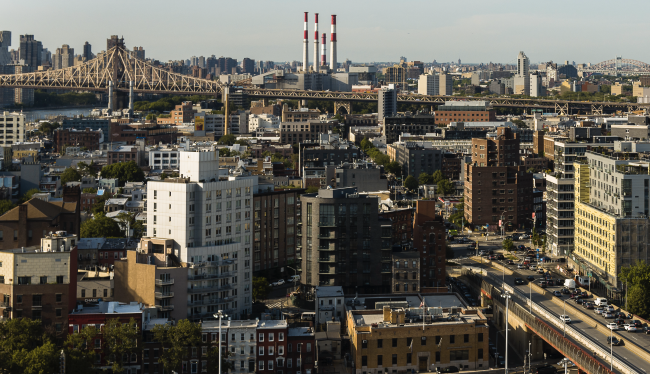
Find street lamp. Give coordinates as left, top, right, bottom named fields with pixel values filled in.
left=562, top=299, right=566, bottom=337
left=560, top=358, right=571, bottom=374
left=287, top=265, right=298, bottom=292
left=500, top=213, right=505, bottom=239
left=214, top=310, right=228, bottom=374
left=501, top=291, right=511, bottom=374
left=610, top=327, right=613, bottom=371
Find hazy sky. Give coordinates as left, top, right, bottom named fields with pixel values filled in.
left=4, top=0, right=650, bottom=65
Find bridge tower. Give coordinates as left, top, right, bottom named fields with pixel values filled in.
left=333, top=101, right=351, bottom=115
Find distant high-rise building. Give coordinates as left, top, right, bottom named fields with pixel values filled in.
left=14, top=65, right=34, bottom=105
left=198, top=56, right=205, bottom=68
left=52, top=44, right=74, bottom=70
left=417, top=73, right=452, bottom=96
left=19, top=35, right=42, bottom=67
left=41, top=48, right=51, bottom=65
left=106, top=35, right=124, bottom=50
left=83, top=42, right=92, bottom=60
left=217, top=57, right=237, bottom=75
left=514, top=51, right=530, bottom=95
left=242, top=58, right=255, bottom=74
left=378, top=85, right=397, bottom=123
left=132, top=46, right=145, bottom=60
left=0, top=31, right=10, bottom=65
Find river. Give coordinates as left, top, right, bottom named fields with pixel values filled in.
left=15, top=106, right=96, bottom=122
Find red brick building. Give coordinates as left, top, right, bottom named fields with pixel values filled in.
left=434, top=101, right=496, bottom=126
left=108, top=122, right=179, bottom=145
left=378, top=207, right=415, bottom=247
left=0, top=186, right=80, bottom=250
left=412, top=200, right=447, bottom=290
left=442, top=153, right=462, bottom=180
left=54, top=127, right=102, bottom=153
left=257, top=320, right=288, bottom=374
left=286, top=326, right=317, bottom=374
left=68, top=301, right=147, bottom=371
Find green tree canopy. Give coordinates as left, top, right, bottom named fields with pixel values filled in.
left=152, top=320, right=201, bottom=373
left=404, top=175, right=418, bottom=191
left=253, top=276, right=271, bottom=301
left=620, top=261, right=650, bottom=318
left=19, top=188, right=41, bottom=203
left=305, top=186, right=319, bottom=194
left=13, top=340, right=60, bottom=374
left=0, top=200, right=15, bottom=216
left=82, top=187, right=97, bottom=194
left=419, top=172, right=433, bottom=185
left=0, top=318, right=53, bottom=373
left=81, top=213, right=123, bottom=238
left=431, top=170, right=445, bottom=185
left=63, top=325, right=98, bottom=374
left=502, top=238, right=514, bottom=252
left=61, top=167, right=82, bottom=185
left=218, top=134, right=237, bottom=145
left=100, top=161, right=145, bottom=186
left=437, top=179, right=455, bottom=195
left=103, top=318, right=141, bottom=374
left=384, top=161, right=402, bottom=176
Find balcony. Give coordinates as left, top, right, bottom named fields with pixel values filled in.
left=156, top=305, right=175, bottom=312
left=318, top=244, right=335, bottom=251
left=188, top=273, right=221, bottom=281
left=187, top=284, right=232, bottom=294
left=318, top=233, right=337, bottom=239
left=154, top=292, right=174, bottom=299
left=318, top=257, right=336, bottom=263
left=318, top=220, right=336, bottom=227
left=155, top=279, right=175, bottom=286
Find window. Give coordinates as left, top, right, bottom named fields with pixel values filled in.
left=377, top=339, right=382, bottom=348
left=421, top=337, right=427, bottom=346
left=259, top=333, right=264, bottom=342
left=407, top=353, right=412, bottom=365
left=259, top=347, right=264, bottom=355
left=258, top=361, right=264, bottom=371
left=279, top=332, right=284, bottom=341
left=464, top=334, right=469, bottom=343
left=56, top=308, right=62, bottom=317
left=392, top=354, right=397, bottom=365
left=361, top=356, right=368, bottom=367
left=362, top=340, right=367, bottom=349
left=478, top=333, right=483, bottom=342
left=268, top=360, right=273, bottom=371
left=450, top=335, right=455, bottom=344
left=392, top=338, right=397, bottom=347
left=269, top=333, right=274, bottom=342
left=478, top=348, right=484, bottom=360
left=377, top=355, right=382, bottom=366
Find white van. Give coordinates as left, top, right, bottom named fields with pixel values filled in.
left=595, top=297, right=608, bottom=307
left=289, top=275, right=301, bottom=283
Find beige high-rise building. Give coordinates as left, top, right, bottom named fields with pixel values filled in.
left=52, top=44, right=74, bottom=70
left=514, top=51, right=530, bottom=95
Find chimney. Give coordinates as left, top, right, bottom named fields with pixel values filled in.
left=303, top=12, right=309, bottom=72
left=313, top=13, right=319, bottom=73
left=382, top=305, right=391, bottom=322
left=330, top=15, right=337, bottom=71
left=321, top=33, right=327, bottom=68
left=128, top=81, right=134, bottom=111
left=108, top=80, right=114, bottom=111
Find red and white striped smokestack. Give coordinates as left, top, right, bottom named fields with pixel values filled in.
left=303, top=12, right=309, bottom=72
left=313, top=13, right=319, bottom=73
left=321, top=33, right=327, bottom=68
left=330, top=15, right=337, bottom=71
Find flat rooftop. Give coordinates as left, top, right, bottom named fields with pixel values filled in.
left=71, top=301, right=146, bottom=315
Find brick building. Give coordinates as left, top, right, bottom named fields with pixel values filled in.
left=378, top=207, right=414, bottom=247
left=108, top=122, right=179, bottom=145
left=252, top=189, right=304, bottom=275
left=0, top=232, right=78, bottom=338
left=156, top=101, right=196, bottom=125
left=391, top=251, right=420, bottom=293
left=463, top=127, right=534, bottom=231
left=256, top=320, right=288, bottom=374
left=441, top=153, right=462, bottom=180
left=249, top=143, right=293, bottom=159
left=412, top=200, right=447, bottom=289
left=54, top=127, right=102, bottom=153
left=281, top=105, right=321, bottom=122
left=0, top=186, right=80, bottom=250
left=387, top=143, right=444, bottom=177
left=287, top=326, right=317, bottom=374
left=280, top=122, right=335, bottom=145
left=434, top=101, right=496, bottom=126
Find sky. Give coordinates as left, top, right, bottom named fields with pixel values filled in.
left=4, top=0, right=650, bottom=65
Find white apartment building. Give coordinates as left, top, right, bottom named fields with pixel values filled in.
left=223, top=320, right=258, bottom=373
left=196, top=112, right=249, bottom=136
left=417, top=73, right=452, bottom=96
left=147, top=149, right=259, bottom=318
left=0, top=111, right=25, bottom=146
left=149, top=147, right=180, bottom=171
left=248, top=114, right=280, bottom=134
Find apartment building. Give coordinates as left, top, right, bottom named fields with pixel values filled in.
left=0, top=111, right=26, bottom=146
left=194, top=112, right=249, bottom=137
left=434, top=101, right=496, bottom=126
left=387, top=143, right=444, bottom=177
left=300, top=187, right=390, bottom=294
left=282, top=106, right=321, bottom=122
left=157, top=101, right=196, bottom=125
left=252, top=188, right=303, bottom=274
left=347, top=305, right=489, bottom=373
left=280, top=121, right=335, bottom=145
left=222, top=319, right=258, bottom=374
left=463, top=127, right=534, bottom=231
left=0, top=232, right=78, bottom=337
left=148, top=146, right=180, bottom=171
left=573, top=150, right=650, bottom=295
left=391, top=252, right=420, bottom=294
left=54, top=127, right=103, bottom=153
left=314, top=286, right=345, bottom=328
left=412, top=200, right=447, bottom=289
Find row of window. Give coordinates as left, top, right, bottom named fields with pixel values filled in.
left=361, top=334, right=482, bottom=349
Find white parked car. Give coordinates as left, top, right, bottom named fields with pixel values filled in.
left=560, top=315, right=572, bottom=324
left=270, top=279, right=286, bottom=287
left=530, top=265, right=538, bottom=271
left=606, top=323, right=619, bottom=330
left=594, top=308, right=604, bottom=315
left=605, top=305, right=616, bottom=312
left=602, top=312, right=614, bottom=318
left=624, top=324, right=638, bottom=332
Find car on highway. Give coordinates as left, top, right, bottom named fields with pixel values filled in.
left=605, top=305, right=616, bottom=313
left=539, top=281, right=548, bottom=288
left=614, top=312, right=627, bottom=319
left=559, top=315, right=571, bottom=324
left=561, top=288, right=571, bottom=294
left=488, top=255, right=497, bottom=260
left=506, top=260, right=515, bottom=265
left=519, top=234, right=530, bottom=240
left=537, top=268, right=546, bottom=274
left=574, top=298, right=584, bottom=305
left=496, top=254, right=505, bottom=260
left=613, top=318, right=626, bottom=326
left=517, top=245, right=526, bottom=250
left=624, top=324, right=638, bottom=332
left=606, top=322, right=618, bottom=330
left=527, top=275, right=535, bottom=281
left=553, top=291, right=562, bottom=297
left=607, top=336, right=622, bottom=346
left=514, top=278, right=526, bottom=285
left=479, top=250, right=489, bottom=256
left=631, top=320, right=643, bottom=328
left=518, top=263, right=527, bottom=269
left=530, top=265, right=538, bottom=271
left=602, top=312, right=614, bottom=318
left=594, top=308, right=604, bottom=315
left=583, top=302, right=594, bottom=309
left=643, top=327, right=650, bottom=335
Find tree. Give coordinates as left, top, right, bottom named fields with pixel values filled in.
left=115, top=212, right=136, bottom=237
left=60, top=167, right=82, bottom=185
left=384, top=161, right=402, bottom=176
left=145, top=113, right=157, bottom=121
left=502, top=238, right=514, bottom=252
left=207, top=346, right=235, bottom=374
left=0, top=200, right=15, bottom=216
left=234, top=139, right=249, bottom=146
left=360, top=137, right=373, bottom=151
left=81, top=213, right=123, bottom=238
left=253, top=276, right=271, bottom=301
left=90, top=194, right=110, bottom=215
left=218, top=134, right=236, bottom=145
left=103, top=318, right=141, bottom=374
left=404, top=175, right=418, bottom=191
left=82, top=188, right=97, bottom=194
left=437, top=179, right=455, bottom=195
left=0, top=318, right=50, bottom=373
left=418, top=172, right=433, bottom=185
left=100, top=161, right=145, bottom=186
left=19, top=188, right=41, bottom=203
left=77, top=161, right=98, bottom=177
left=63, top=325, right=98, bottom=374
left=152, top=319, right=201, bottom=373
left=13, top=340, right=60, bottom=374
left=305, top=186, right=319, bottom=194
left=620, top=261, right=650, bottom=318
left=431, top=170, right=445, bottom=185
left=512, top=119, right=527, bottom=128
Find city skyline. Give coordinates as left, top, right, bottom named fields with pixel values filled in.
left=3, top=0, right=650, bottom=65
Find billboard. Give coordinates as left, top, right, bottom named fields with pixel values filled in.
left=195, top=117, right=204, bottom=131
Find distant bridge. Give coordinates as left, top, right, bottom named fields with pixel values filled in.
left=579, top=57, right=650, bottom=75
left=1, top=45, right=649, bottom=115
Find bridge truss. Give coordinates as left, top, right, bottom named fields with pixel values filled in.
left=0, top=46, right=222, bottom=95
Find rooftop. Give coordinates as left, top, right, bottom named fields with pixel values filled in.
left=70, top=301, right=146, bottom=315
left=288, top=326, right=314, bottom=337
left=315, top=286, right=344, bottom=298
left=257, top=320, right=287, bottom=329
